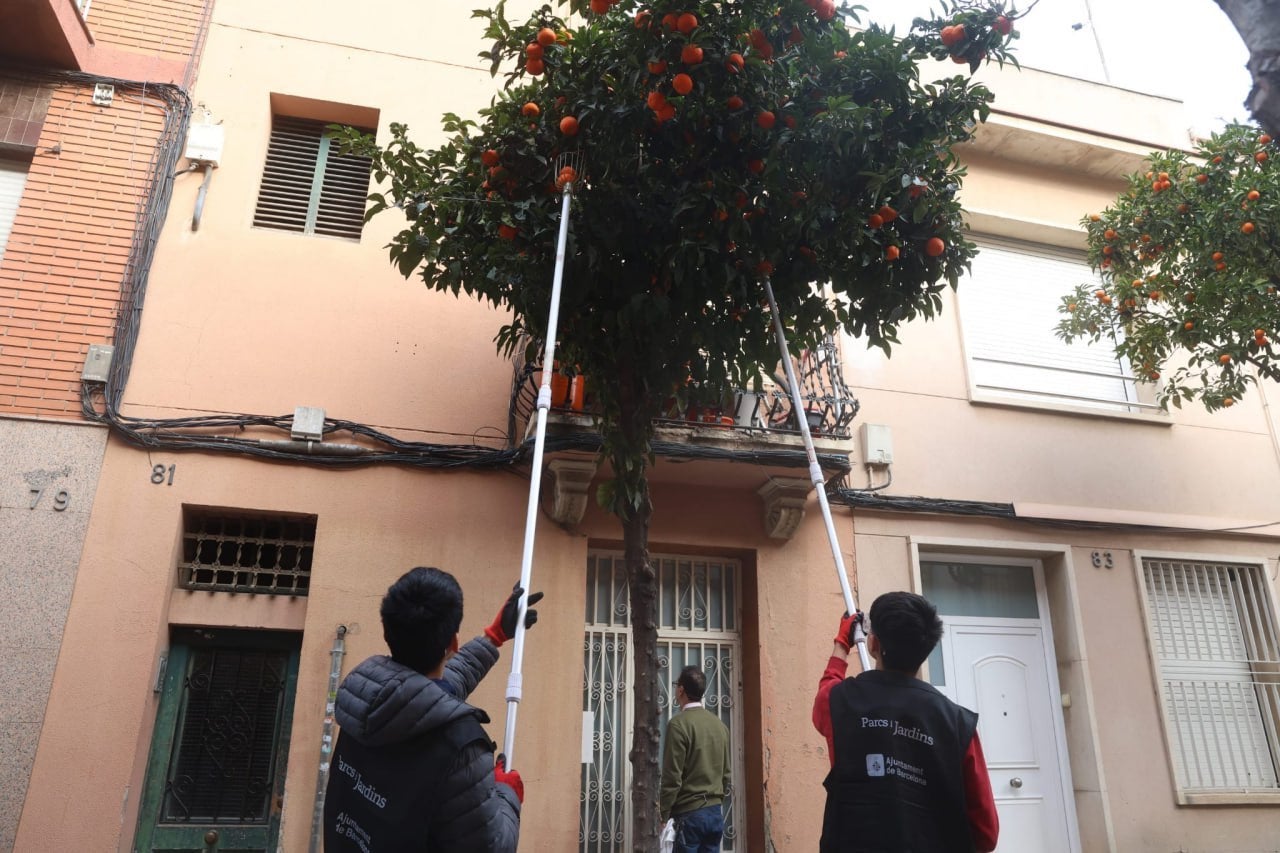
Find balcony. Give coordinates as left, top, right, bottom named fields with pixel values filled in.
left=0, top=0, right=93, bottom=70
left=509, top=336, right=860, bottom=539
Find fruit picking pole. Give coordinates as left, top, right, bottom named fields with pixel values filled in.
left=762, top=278, right=871, bottom=672
left=503, top=179, right=575, bottom=769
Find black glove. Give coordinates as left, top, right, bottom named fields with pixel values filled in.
left=485, top=584, right=545, bottom=647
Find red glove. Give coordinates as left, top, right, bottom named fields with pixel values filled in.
left=494, top=754, right=524, bottom=803
left=485, top=584, right=544, bottom=647
left=834, top=611, right=865, bottom=651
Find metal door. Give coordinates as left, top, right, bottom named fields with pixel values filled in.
left=133, top=628, right=301, bottom=852
left=581, top=553, right=744, bottom=852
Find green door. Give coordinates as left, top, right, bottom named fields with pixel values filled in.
left=134, top=628, right=302, bottom=853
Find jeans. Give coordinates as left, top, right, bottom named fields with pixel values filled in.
left=673, top=803, right=724, bottom=853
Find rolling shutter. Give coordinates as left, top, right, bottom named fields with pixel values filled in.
left=0, top=157, right=30, bottom=263
left=959, top=238, right=1139, bottom=411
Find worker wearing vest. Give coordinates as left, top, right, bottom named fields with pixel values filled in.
left=812, top=591, right=999, bottom=853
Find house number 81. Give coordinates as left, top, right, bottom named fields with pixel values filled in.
left=1091, top=551, right=1114, bottom=569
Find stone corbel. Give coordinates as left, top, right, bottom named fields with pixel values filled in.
left=547, top=457, right=599, bottom=526
left=757, top=477, right=813, bottom=540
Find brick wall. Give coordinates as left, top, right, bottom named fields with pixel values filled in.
left=0, top=80, right=166, bottom=418
left=88, top=0, right=209, bottom=64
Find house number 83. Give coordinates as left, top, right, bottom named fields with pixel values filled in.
left=1091, top=551, right=1114, bottom=569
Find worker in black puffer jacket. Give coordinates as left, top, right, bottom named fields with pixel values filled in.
left=324, top=567, right=543, bottom=852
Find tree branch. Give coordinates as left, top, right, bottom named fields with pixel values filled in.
left=1216, top=0, right=1280, bottom=136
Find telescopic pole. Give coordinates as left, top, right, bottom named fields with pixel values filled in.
left=503, top=178, right=575, bottom=768
left=762, top=278, right=871, bottom=671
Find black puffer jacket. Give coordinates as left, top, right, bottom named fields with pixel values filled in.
left=324, top=637, right=520, bottom=852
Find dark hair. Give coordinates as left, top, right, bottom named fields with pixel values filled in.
left=868, top=591, right=943, bottom=673
left=676, top=665, right=707, bottom=701
left=380, top=567, right=463, bottom=674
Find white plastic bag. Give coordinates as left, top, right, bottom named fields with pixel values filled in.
left=659, top=818, right=676, bottom=853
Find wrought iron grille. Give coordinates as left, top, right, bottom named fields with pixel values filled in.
left=179, top=509, right=316, bottom=595
left=161, top=646, right=290, bottom=824
left=511, top=334, right=858, bottom=443
left=581, top=553, right=744, bottom=852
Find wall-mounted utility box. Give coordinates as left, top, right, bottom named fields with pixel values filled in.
left=290, top=406, right=326, bottom=442
left=81, top=343, right=114, bottom=383
left=184, top=123, right=225, bottom=166
left=861, top=423, right=894, bottom=466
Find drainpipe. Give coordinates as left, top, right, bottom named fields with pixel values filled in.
left=309, top=625, right=347, bottom=853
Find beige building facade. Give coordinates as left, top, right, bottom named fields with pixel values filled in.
left=4, top=1, right=1279, bottom=851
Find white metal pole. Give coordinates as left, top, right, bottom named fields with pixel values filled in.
left=503, top=182, right=575, bottom=768
left=762, top=278, right=871, bottom=672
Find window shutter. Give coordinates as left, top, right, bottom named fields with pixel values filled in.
left=959, top=239, right=1138, bottom=410
left=0, top=158, right=30, bottom=263
left=252, top=117, right=371, bottom=240
left=1143, top=559, right=1280, bottom=792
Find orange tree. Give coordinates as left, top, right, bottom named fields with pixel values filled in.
left=339, top=0, right=1016, bottom=845
left=1058, top=124, right=1279, bottom=412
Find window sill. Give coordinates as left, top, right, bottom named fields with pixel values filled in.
left=1176, top=790, right=1280, bottom=806
left=969, top=391, right=1172, bottom=426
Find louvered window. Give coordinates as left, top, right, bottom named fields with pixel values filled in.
left=958, top=238, right=1150, bottom=413
left=1141, top=558, right=1280, bottom=799
left=252, top=116, right=372, bottom=241
left=0, top=156, right=29, bottom=263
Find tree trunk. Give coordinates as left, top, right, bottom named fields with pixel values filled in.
left=623, top=497, right=659, bottom=853
left=1217, top=0, right=1280, bottom=136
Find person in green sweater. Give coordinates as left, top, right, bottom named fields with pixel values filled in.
left=661, top=665, right=732, bottom=853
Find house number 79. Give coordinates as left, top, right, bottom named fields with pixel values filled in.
left=29, top=488, right=70, bottom=511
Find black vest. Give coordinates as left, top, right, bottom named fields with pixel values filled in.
left=323, top=711, right=491, bottom=852
left=821, top=670, right=979, bottom=853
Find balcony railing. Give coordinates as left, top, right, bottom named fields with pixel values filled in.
left=508, top=335, right=860, bottom=446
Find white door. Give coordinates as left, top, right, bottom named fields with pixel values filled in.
left=921, top=558, right=1079, bottom=853
left=950, top=624, right=1071, bottom=853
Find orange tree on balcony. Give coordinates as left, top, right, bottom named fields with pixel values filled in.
left=1058, top=124, right=1278, bottom=412
left=335, top=0, right=1018, bottom=846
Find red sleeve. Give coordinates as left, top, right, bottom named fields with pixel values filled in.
left=963, top=732, right=999, bottom=853
left=812, top=656, right=848, bottom=767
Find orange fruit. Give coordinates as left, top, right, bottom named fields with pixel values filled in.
left=526, top=58, right=545, bottom=75
left=537, top=27, right=557, bottom=46
left=1223, top=397, right=1235, bottom=407
left=1184, top=321, right=1194, bottom=330
left=726, top=52, right=745, bottom=73
left=756, top=259, right=773, bottom=276
left=757, top=110, right=776, bottom=129
left=925, top=237, right=946, bottom=257
left=661, top=12, right=678, bottom=30
left=521, top=101, right=540, bottom=117
left=526, top=43, right=544, bottom=60
left=994, top=15, right=1012, bottom=35
left=1248, top=190, right=1261, bottom=200
left=677, top=12, right=698, bottom=33
left=560, top=116, right=579, bottom=136
left=1261, top=134, right=1274, bottom=145
left=1257, top=151, right=1270, bottom=163
left=1215, top=262, right=1227, bottom=271
left=1212, top=251, right=1224, bottom=261
left=1256, top=329, right=1267, bottom=337
left=1103, top=229, right=1117, bottom=240
left=886, top=245, right=900, bottom=261
left=747, top=158, right=764, bottom=174
left=1102, top=246, right=1113, bottom=256
left=634, top=10, right=652, bottom=28
left=681, top=44, right=704, bottom=65
left=647, top=91, right=667, bottom=110
left=1242, top=221, right=1256, bottom=234
left=867, top=213, right=884, bottom=229
left=648, top=59, right=667, bottom=74
left=877, top=205, right=898, bottom=222
left=481, top=149, right=500, bottom=166
left=1089, top=213, right=1101, bottom=222
left=727, top=95, right=744, bottom=110
left=672, top=73, right=693, bottom=95
left=1196, top=173, right=1208, bottom=184
left=1213, top=155, right=1223, bottom=164
left=1158, top=171, right=1170, bottom=181
left=590, top=0, right=609, bottom=13
left=499, top=224, right=518, bottom=240
left=1177, top=204, right=1190, bottom=214
left=1219, top=353, right=1232, bottom=364
left=940, top=24, right=965, bottom=46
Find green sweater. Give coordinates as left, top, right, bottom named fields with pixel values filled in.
left=660, top=706, right=731, bottom=819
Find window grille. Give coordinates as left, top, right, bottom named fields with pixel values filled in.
left=179, top=509, right=316, bottom=595
left=252, top=116, right=372, bottom=240
left=958, top=238, right=1149, bottom=413
left=581, top=553, right=743, bottom=852
left=1141, top=558, right=1280, bottom=794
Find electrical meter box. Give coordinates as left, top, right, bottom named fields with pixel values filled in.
left=184, top=124, right=225, bottom=166
left=861, top=423, right=894, bottom=466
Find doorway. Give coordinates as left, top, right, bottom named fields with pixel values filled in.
left=580, top=551, right=745, bottom=852
left=921, top=557, right=1080, bottom=853
left=133, top=628, right=301, bottom=852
